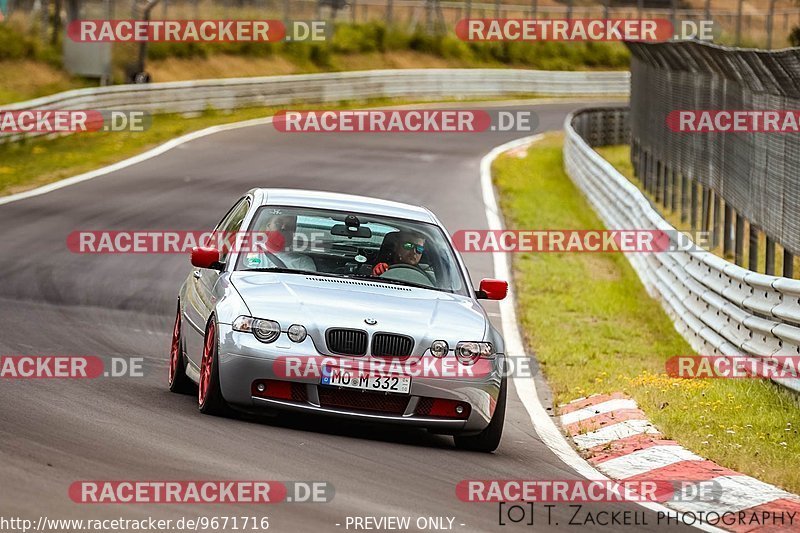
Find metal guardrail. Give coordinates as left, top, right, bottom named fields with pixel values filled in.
left=564, top=106, right=800, bottom=393
left=1, top=68, right=629, bottom=142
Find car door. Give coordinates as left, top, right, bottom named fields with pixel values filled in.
left=183, top=197, right=251, bottom=368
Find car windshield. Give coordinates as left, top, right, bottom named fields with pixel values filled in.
left=235, top=205, right=467, bottom=295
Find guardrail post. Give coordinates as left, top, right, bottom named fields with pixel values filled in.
left=766, top=237, right=776, bottom=275
left=767, top=0, right=777, bottom=49
left=735, top=212, right=745, bottom=266
left=690, top=180, right=698, bottom=230
left=712, top=192, right=721, bottom=248
left=749, top=224, right=760, bottom=271
left=655, top=161, right=663, bottom=203
left=735, top=0, right=744, bottom=45
left=679, top=173, right=687, bottom=223
left=670, top=169, right=678, bottom=212
left=724, top=203, right=734, bottom=257
left=529, top=0, right=537, bottom=18
left=701, top=186, right=710, bottom=235
left=387, top=0, right=393, bottom=24
left=784, top=250, right=795, bottom=278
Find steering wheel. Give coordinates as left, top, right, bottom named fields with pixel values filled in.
left=385, top=263, right=436, bottom=284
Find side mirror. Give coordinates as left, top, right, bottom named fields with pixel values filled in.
left=191, top=246, right=222, bottom=270
left=477, top=278, right=508, bottom=300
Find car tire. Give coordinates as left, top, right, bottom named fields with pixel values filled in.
left=454, top=377, right=506, bottom=453
left=198, top=317, right=231, bottom=416
left=168, top=302, right=194, bottom=395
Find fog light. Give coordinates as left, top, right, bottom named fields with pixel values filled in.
left=287, top=324, right=307, bottom=343
left=430, top=340, right=449, bottom=358
left=256, top=383, right=266, bottom=392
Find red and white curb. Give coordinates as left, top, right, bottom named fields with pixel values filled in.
left=560, top=393, right=800, bottom=532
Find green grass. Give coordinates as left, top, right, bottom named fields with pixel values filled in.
left=493, top=132, right=800, bottom=493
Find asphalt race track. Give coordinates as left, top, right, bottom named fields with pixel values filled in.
left=0, top=101, right=692, bottom=532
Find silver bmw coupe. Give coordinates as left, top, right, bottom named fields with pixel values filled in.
left=169, top=188, right=509, bottom=452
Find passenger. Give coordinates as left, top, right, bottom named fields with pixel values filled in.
left=244, top=214, right=316, bottom=271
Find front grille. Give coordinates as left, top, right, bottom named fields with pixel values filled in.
left=372, top=333, right=414, bottom=358
left=326, top=328, right=368, bottom=356
left=318, top=388, right=410, bottom=415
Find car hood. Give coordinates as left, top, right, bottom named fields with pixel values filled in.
left=230, top=272, right=488, bottom=359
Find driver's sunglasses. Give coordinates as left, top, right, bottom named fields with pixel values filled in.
left=402, top=242, right=425, bottom=254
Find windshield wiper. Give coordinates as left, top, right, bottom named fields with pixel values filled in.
left=240, top=267, right=321, bottom=276
left=346, top=274, right=434, bottom=291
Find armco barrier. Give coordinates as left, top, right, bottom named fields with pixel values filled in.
left=0, top=69, right=628, bottom=141
left=564, top=107, right=800, bottom=393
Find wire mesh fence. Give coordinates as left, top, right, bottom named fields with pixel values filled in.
left=627, top=40, right=800, bottom=278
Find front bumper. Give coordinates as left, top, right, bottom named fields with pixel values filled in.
left=216, top=324, right=503, bottom=434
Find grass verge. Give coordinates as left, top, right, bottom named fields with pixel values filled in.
left=492, top=132, right=800, bottom=493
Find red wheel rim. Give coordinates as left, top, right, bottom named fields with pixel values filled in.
left=169, top=307, right=181, bottom=385
left=199, top=321, right=215, bottom=407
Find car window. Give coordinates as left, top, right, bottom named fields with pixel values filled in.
left=237, top=205, right=466, bottom=295
left=213, top=197, right=250, bottom=264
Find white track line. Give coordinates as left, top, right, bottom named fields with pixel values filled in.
left=479, top=135, right=724, bottom=533
left=0, top=117, right=275, bottom=207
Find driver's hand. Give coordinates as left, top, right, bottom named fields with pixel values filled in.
left=372, top=263, right=389, bottom=276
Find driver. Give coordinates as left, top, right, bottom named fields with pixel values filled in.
left=243, top=214, right=316, bottom=271
left=372, top=231, right=426, bottom=276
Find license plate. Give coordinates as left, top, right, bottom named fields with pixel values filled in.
left=321, top=367, right=411, bottom=394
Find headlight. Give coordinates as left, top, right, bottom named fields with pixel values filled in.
left=233, top=315, right=281, bottom=343
left=287, top=324, right=307, bottom=343
left=430, top=340, right=449, bottom=358
left=455, top=341, right=494, bottom=365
